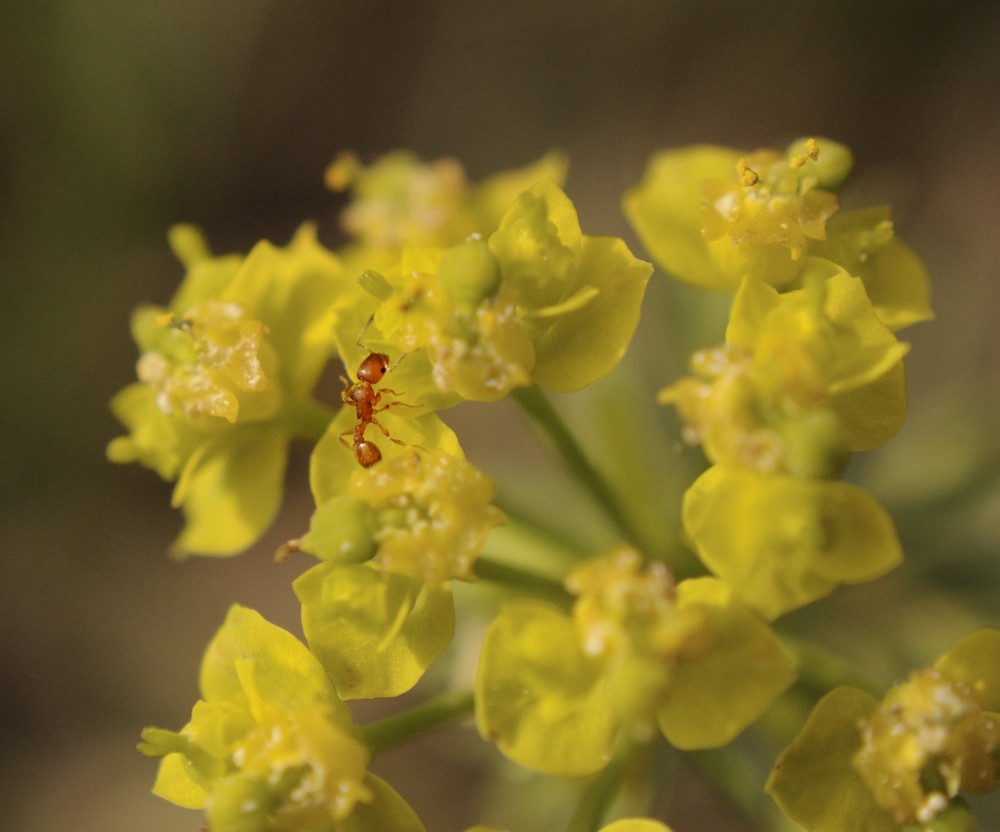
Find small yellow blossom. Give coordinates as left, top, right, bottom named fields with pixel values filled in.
left=768, top=629, right=1000, bottom=831
left=108, top=224, right=348, bottom=556
left=476, top=547, right=794, bottom=775
left=136, top=301, right=275, bottom=423
left=662, top=268, right=909, bottom=476
left=347, top=448, right=505, bottom=583
left=854, top=668, right=1000, bottom=825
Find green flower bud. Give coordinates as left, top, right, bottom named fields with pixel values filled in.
left=303, top=495, right=379, bottom=564
left=359, top=268, right=395, bottom=300
left=785, top=136, right=854, bottom=190
left=436, top=237, right=502, bottom=309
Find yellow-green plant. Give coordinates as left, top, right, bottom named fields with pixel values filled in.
left=112, top=141, right=998, bottom=831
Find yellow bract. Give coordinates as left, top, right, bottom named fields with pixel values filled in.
left=139, top=607, right=378, bottom=830
left=768, top=630, right=1000, bottom=831
left=475, top=548, right=794, bottom=775
left=108, top=224, right=347, bottom=556
left=364, top=180, right=653, bottom=402
left=624, top=136, right=932, bottom=331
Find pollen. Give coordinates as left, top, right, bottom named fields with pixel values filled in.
left=789, top=137, right=820, bottom=169
left=736, top=158, right=760, bottom=187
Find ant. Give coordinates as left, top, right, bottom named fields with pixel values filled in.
left=339, top=320, right=416, bottom=467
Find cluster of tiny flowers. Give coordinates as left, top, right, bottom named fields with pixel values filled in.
left=112, top=138, right=995, bottom=832
left=629, top=138, right=919, bottom=621
left=768, top=629, right=1000, bottom=831
left=114, top=150, right=656, bottom=831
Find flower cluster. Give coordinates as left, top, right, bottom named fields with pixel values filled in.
left=476, top=546, right=794, bottom=775
left=623, top=137, right=932, bottom=329
left=114, top=151, right=659, bottom=831
left=626, top=139, right=920, bottom=620
left=108, top=225, right=347, bottom=555
left=768, top=629, right=1000, bottom=830
left=138, top=605, right=425, bottom=832
left=112, top=138, right=998, bottom=832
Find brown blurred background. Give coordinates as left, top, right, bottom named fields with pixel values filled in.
left=2, top=2, right=999, bottom=830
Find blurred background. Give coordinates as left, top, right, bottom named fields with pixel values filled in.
left=2, top=1, right=999, bottom=830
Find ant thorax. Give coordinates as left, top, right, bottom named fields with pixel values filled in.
left=338, top=342, right=416, bottom=468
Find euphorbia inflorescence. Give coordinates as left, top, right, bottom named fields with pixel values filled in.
left=107, top=137, right=995, bottom=832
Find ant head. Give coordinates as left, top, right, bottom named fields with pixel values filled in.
left=357, top=352, right=390, bottom=383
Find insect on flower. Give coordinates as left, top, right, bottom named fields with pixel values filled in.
left=339, top=320, right=417, bottom=467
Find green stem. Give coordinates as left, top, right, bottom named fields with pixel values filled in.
left=512, top=385, right=640, bottom=548
left=781, top=635, right=881, bottom=699
left=357, top=689, right=475, bottom=757
left=686, top=746, right=784, bottom=831
left=474, top=556, right=572, bottom=606
left=565, top=736, right=640, bottom=832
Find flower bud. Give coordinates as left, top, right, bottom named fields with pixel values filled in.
left=785, top=136, right=854, bottom=190
left=437, top=237, right=502, bottom=309
left=303, top=495, right=379, bottom=564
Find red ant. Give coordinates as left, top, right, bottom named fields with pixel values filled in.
left=339, top=322, right=415, bottom=467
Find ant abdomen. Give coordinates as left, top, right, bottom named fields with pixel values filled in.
left=354, top=439, right=382, bottom=467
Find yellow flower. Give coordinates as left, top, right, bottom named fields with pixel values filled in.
left=109, top=225, right=348, bottom=556
left=625, top=137, right=851, bottom=292
left=769, top=629, right=1000, bottom=831
left=661, top=266, right=910, bottom=476
left=624, top=137, right=932, bottom=329
left=137, top=606, right=426, bottom=832
left=476, top=547, right=794, bottom=775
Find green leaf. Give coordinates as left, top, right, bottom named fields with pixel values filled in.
left=767, top=687, right=897, bottom=832
left=294, top=562, right=455, bottom=699
left=656, top=577, right=795, bottom=748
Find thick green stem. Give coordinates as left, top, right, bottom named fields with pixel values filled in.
left=512, top=385, right=640, bottom=548
left=357, top=690, right=475, bottom=757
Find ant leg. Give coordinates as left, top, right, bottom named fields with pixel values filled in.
left=340, top=375, right=355, bottom=405
left=369, top=416, right=428, bottom=453
left=376, top=387, right=414, bottom=398
left=376, top=398, right=420, bottom=415
left=356, top=314, right=376, bottom=351
left=369, top=416, right=406, bottom=447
